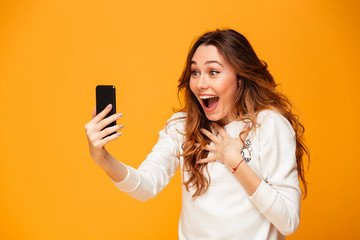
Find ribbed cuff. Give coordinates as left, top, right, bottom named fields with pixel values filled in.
left=110, top=166, right=140, bottom=192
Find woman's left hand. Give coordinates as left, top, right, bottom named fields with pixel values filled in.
left=198, top=123, right=250, bottom=168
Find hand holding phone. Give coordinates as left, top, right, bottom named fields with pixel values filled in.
left=85, top=85, right=123, bottom=163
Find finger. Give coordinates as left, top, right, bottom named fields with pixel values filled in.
left=85, top=106, right=98, bottom=131
left=91, top=106, right=96, bottom=119
left=92, top=104, right=113, bottom=124
left=197, top=155, right=216, bottom=164
left=200, top=128, right=219, bottom=144
left=203, top=144, right=216, bottom=152
left=211, top=122, right=228, bottom=139
left=97, top=113, right=123, bottom=131
left=98, top=124, right=124, bottom=139
left=100, top=131, right=122, bottom=146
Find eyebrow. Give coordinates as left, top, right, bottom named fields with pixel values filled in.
left=191, top=60, right=224, bottom=67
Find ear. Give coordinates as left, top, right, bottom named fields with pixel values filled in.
left=237, top=78, right=242, bottom=88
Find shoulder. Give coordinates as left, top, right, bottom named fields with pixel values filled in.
left=168, top=111, right=187, bottom=120
left=164, top=111, right=186, bottom=136
left=257, top=109, right=287, bottom=123
left=256, top=110, right=295, bottom=137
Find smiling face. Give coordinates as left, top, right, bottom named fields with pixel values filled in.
left=189, top=44, right=238, bottom=125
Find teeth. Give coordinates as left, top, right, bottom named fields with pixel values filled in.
left=199, top=95, right=217, bottom=99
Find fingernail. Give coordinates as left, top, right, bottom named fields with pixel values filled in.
left=119, top=124, right=124, bottom=129
left=117, top=113, right=123, bottom=118
left=107, top=104, right=112, bottom=109
left=118, top=132, right=122, bottom=136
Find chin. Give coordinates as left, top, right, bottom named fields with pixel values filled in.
left=204, top=112, right=224, bottom=123
left=204, top=112, right=232, bottom=126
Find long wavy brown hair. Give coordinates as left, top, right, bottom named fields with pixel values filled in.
left=175, top=29, right=310, bottom=199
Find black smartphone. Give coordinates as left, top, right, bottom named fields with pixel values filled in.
left=96, top=85, right=116, bottom=137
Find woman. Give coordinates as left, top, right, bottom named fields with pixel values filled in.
left=85, top=29, right=309, bottom=239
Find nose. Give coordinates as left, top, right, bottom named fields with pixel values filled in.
left=197, top=75, right=209, bottom=89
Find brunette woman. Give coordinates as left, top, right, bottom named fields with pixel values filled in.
left=85, top=29, right=309, bottom=239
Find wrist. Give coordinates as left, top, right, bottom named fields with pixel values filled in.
left=225, top=157, right=244, bottom=173
left=93, top=148, right=110, bottom=166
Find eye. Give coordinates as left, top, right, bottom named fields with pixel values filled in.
left=191, top=70, right=200, bottom=76
left=209, top=70, right=220, bottom=76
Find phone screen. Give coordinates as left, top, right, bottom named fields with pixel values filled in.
left=96, top=85, right=116, bottom=137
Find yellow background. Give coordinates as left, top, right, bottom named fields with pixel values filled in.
left=1, top=0, right=359, bottom=239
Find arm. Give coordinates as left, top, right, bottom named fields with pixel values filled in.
left=247, top=112, right=301, bottom=236
left=85, top=105, right=181, bottom=201
left=85, top=104, right=128, bottom=182
left=199, top=111, right=301, bottom=236
left=109, top=113, right=184, bottom=201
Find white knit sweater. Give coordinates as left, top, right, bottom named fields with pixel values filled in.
left=111, top=110, right=301, bottom=240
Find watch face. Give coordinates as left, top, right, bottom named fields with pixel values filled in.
left=241, top=139, right=252, bottom=163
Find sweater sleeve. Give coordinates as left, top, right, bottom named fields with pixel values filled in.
left=110, top=113, right=184, bottom=202
left=248, top=111, right=302, bottom=236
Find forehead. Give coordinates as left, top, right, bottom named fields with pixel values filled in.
left=191, top=45, right=225, bottom=63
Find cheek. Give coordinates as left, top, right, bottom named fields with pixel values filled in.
left=218, top=78, right=238, bottom=100
left=189, top=79, right=197, bottom=95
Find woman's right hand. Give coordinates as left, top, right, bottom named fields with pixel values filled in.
left=85, top=104, right=123, bottom=164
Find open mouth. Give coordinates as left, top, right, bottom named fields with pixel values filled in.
left=200, top=95, right=220, bottom=111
